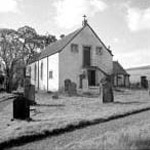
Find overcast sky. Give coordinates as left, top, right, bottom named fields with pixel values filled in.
left=0, top=0, right=150, bottom=68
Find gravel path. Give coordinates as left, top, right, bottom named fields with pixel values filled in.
left=7, top=110, right=150, bottom=150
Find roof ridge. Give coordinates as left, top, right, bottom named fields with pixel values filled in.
left=86, top=24, right=113, bottom=56
left=46, top=27, right=82, bottom=47
left=29, top=23, right=113, bottom=63
left=113, top=61, right=129, bottom=75
left=39, top=26, right=85, bottom=60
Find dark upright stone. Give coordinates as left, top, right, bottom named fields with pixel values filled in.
left=102, top=77, right=114, bottom=103
left=141, top=76, right=148, bottom=89
left=13, top=96, right=30, bottom=120
left=24, top=76, right=35, bottom=105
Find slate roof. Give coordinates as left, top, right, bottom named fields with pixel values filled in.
left=28, top=23, right=113, bottom=64
left=39, top=27, right=84, bottom=59
left=28, top=53, right=41, bottom=64
left=113, top=61, right=129, bottom=75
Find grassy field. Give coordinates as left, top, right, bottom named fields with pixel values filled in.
left=0, top=89, right=150, bottom=148
left=63, top=121, right=150, bottom=150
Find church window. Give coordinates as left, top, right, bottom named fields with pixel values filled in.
left=71, top=44, right=78, bottom=53
left=41, top=62, right=43, bottom=80
left=96, top=47, right=103, bottom=55
left=49, top=71, right=53, bottom=79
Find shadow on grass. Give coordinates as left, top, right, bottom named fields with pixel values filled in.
left=35, top=104, right=65, bottom=107
left=0, top=96, right=17, bottom=103
left=113, top=101, right=146, bottom=105
left=1, top=107, right=150, bottom=149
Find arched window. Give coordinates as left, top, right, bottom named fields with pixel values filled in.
left=41, top=62, right=43, bottom=80
left=34, top=64, right=37, bottom=81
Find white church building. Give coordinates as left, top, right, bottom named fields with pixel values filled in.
left=27, top=19, right=113, bottom=93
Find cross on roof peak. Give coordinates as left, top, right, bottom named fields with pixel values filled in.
left=82, top=15, right=88, bottom=26
left=83, top=15, right=87, bottom=20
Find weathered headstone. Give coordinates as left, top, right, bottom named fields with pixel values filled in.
left=102, top=76, right=114, bottom=103
left=24, top=76, right=35, bottom=104
left=64, top=79, right=77, bottom=96
left=13, top=96, right=30, bottom=120
left=141, top=76, right=148, bottom=89
left=64, top=79, right=71, bottom=92
left=68, top=82, right=77, bottom=96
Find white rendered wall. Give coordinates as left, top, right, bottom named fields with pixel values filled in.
left=39, top=57, right=47, bottom=91
left=28, top=53, right=59, bottom=92
left=48, top=53, right=59, bottom=91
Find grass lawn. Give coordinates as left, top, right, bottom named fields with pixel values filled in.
left=63, top=119, right=150, bottom=150
left=0, top=89, right=150, bottom=148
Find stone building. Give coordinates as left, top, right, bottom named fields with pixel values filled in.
left=112, top=61, right=130, bottom=87
left=27, top=20, right=113, bottom=93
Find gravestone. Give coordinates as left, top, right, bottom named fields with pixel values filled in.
left=141, top=76, right=148, bottom=89
left=13, top=96, right=30, bottom=120
left=24, top=76, right=35, bottom=105
left=64, top=79, right=77, bottom=96
left=68, top=82, right=77, bottom=96
left=102, top=76, right=114, bottom=103
left=64, top=79, right=71, bottom=92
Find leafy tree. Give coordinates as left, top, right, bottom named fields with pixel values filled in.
left=17, top=26, right=57, bottom=76
left=0, top=28, right=24, bottom=92
left=17, top=26, right=40, bottom=60
left=0, top=26, right=57, bottom=92
left=39, top=34, right=57, bottom=48
left=17, top=26, right=57, bottom=57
